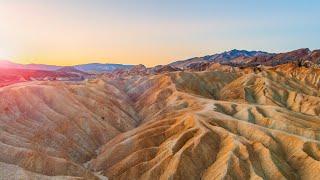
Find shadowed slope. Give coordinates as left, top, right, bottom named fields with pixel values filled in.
left=89, top=65, right=320, bottom=180
left=0, top=79, right=139, bottom=179
left=1, top=64, right=320, bottom=179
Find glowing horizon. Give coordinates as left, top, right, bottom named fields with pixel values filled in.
left=0, top=0, right=319, bottom=67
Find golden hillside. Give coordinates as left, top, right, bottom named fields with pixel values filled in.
left=1, top=64, right=320, bottom=179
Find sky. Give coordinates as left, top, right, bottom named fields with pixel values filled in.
left=0, top=0, right=319, bottom=67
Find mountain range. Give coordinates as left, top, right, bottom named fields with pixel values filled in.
left=170, top=48, right=320, bottom=69
left=0, top=60, right=132, bottom=73
left=1, top=48, right=320, bottom=179
left=1, top=48, right=320, bottom=73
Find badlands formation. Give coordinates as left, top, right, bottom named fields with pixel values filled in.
left=0, top=62, right=320, bottom=179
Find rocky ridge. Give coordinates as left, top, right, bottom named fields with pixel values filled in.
left=1, top=49, right=320, bottom=179
left=0, top=62, right=320, bottom=179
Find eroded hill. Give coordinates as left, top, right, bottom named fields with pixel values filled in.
left=1, top=64, right=320, bottom=179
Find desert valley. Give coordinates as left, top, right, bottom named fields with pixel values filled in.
left=0, top=48, right=320, bottom=179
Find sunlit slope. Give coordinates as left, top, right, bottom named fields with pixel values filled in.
left=1, top=64, right=320, bottom=179
left=90, top=66, right=320, bottom=180
left=0, top=79, right=139, bottom=179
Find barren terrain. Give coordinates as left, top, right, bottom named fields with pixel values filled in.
left=0, top=62, right=320, bottom=179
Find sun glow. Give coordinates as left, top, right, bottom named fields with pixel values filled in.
left=0, top=48, right=12, bottom=60
left=0, top=1, right=319, bottom=66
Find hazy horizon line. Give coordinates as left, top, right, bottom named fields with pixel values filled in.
left=1, top=47, right=317, bottom=67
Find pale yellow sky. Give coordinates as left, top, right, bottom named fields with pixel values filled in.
left=0, top=1, right=319, bottom=66
left=0, top=1, right=220, bottom=66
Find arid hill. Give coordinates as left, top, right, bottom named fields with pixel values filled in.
left=0, top=62, right=320, bottom=179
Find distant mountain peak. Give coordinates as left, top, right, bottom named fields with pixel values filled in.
left=170, top=48, right=320, bottom=69
left=0, top=60, right=17, bottom=65
left=169, top=49, right=272, bottom=68
left=74, top=63, right=132, bottom=73
left=0, top=60, right=133, bottom=73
